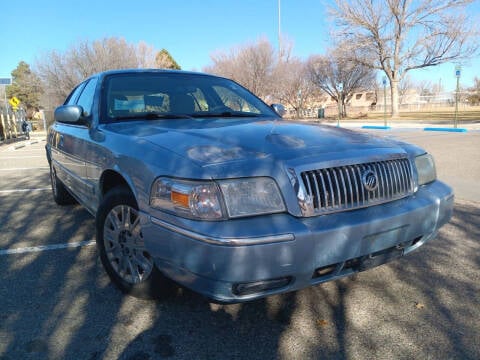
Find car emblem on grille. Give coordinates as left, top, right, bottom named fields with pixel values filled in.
left=362, top=169, right=379, bottom=191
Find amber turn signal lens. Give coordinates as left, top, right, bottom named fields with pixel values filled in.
left=171, top=191, right=189, bottom=208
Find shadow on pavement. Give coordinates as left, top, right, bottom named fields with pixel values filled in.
left=0, top=196, right=478, bottom=359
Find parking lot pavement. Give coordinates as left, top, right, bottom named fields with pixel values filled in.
left=358, top=128, right=480, bottom=202
left=0, top=131, right=479, bottom=360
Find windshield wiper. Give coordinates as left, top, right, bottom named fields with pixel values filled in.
left=194, top=112, right=263, bottom=118
left=113, top=112, right=194, bottom=121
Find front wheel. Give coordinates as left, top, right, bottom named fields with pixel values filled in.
left=50, top=163, right=76, bottom=205
left=96, top=186, right=175, bottom=299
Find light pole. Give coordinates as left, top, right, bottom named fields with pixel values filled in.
left=454, top=65, right=461, bottom=129
left=278, top=0, right=281, bottom=56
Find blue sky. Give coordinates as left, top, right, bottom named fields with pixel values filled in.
left=0, top=0, right=478, bottom=91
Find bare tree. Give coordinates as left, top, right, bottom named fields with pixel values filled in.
left=467, top=77, right=480, bottom=105
left=204, top=38, right=275, bottom=99
left=307, top=51, right=376, bottom=118
left=398, top=74, right=413, bottom=104
left=416, top=80, right=434, bottom=96
left=278, top=34, right=295, bottom=63
left=331, top=0, right=478, bottom=117
left=272, top=58, right=316, bottom=118
left=431, top=79, right=445, bottom=96
left=35, top=37, right=158, bottom=106
left=205, top=38, right=319, bottom=117
left=136, top=41, right=157, bottom=68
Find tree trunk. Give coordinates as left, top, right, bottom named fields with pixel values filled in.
left=390, top=79, right=400, bottom=118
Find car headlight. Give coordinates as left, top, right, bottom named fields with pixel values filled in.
left=415, top=153, right=437, bottom=185
left=150, top=177, right=285, bottom=220
left=150, top=178, right=225, bottom=220
left=218, top=177, right=285, bottom=218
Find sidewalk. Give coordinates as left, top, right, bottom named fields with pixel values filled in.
left=0, top=130, right=47, bottom=150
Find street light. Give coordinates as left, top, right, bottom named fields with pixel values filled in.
left=278, top=0, right=281, bottom=57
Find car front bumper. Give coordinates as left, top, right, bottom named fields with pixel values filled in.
left=140, top=180, right=454, bottom=303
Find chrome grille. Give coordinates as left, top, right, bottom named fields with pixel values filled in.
left=300, top=158, right=414, bottom=215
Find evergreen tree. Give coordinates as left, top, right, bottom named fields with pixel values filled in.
left=6, top=61, right=43, bottom=110
left=155, top=49, right=181, bottom=70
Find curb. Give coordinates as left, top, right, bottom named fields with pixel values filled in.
left=2, top=139, right=44, bottom=152
left=423, top=127, right=467, bottom=133
left=0, top=136, right=27, bottom=147
left=361, top=125, right=392, bottom=130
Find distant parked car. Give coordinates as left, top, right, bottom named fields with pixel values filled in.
left=45, top=69, right=454, bottom=303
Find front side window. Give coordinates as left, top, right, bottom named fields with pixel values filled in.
left=65, top=83, right=87, bottom=105
left=102, top=73, right=277, bottom=123
left=76, top=78, right=98, bottom=116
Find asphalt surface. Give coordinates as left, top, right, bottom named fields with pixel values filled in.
left=0, top=129, right=479, bottom=360
left=364, top=128, right=480, bottom=202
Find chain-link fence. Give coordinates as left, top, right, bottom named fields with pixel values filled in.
left=284, top=91, right=479, bottom=120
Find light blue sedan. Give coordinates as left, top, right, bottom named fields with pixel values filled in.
left=45, top=69, right=454, bottom=303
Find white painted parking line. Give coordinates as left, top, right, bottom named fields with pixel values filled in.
left=0, top=188, right=51, bottom=194
left=1, top=156, right=45, bottom=159
left=0, top=240, right=96, bottom=256
left=0, top=167, right=49, bottom=171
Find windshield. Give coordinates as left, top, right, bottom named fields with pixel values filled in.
left=102, top=72, right=278, bottom=123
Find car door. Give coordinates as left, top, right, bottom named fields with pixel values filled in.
left=52, top=78, right=98, bottom=208
left=50, top=81, right=87, bottom=194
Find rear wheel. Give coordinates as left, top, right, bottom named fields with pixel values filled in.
left=96, top=186, right=175, bottom=299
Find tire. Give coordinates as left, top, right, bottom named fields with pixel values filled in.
left=96, top=186, right=175, bottom=299
left=50, top=163, right=76, bottom=205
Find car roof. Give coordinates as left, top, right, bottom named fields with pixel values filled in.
left=94, top=68, right=218, bottom=81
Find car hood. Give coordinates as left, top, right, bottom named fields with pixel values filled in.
left=105, top=118, right=407, bottom=166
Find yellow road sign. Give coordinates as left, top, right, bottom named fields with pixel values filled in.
left=9, top=97, right=20, bottom=108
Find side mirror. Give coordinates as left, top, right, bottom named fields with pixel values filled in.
left=271, top=103, right=286, bottom=117
left=54, top=105, right=87, bottom=125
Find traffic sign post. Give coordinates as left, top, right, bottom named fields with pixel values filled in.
left=454, top=66, right=461, bottom=129
left=337, top=83, right=343, bottom=127
left=9, top=96, right=20, bottom=110
left=382, top=77, right=387, bottom=127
